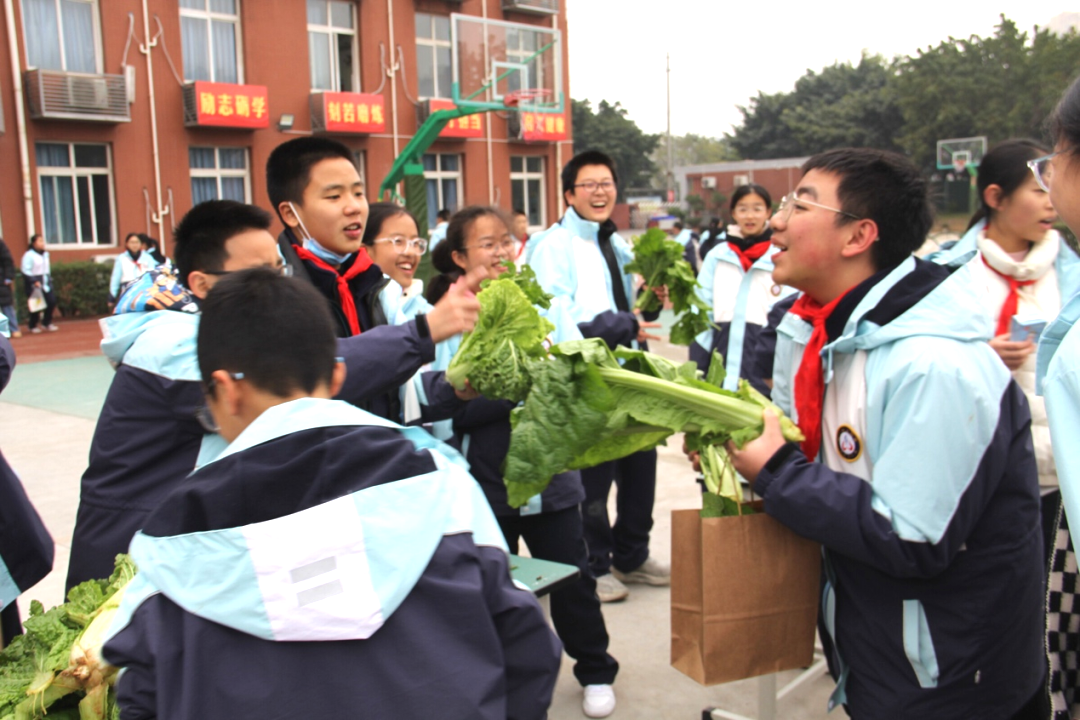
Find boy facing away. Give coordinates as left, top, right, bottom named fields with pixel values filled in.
left=102, top=268, right=561, bottom=720
left=729, top=148, right=1045, bottom=720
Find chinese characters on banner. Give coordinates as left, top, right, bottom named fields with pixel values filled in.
left=192, top=81, right=269, bottom=129
left=520, top=112, right=568, bottom=142
left=321, top=92, right=386, bottom=134
left=427, top=99, right=485, bottom=139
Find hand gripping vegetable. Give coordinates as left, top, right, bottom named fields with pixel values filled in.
left=624, top=228, right=715, bottom=345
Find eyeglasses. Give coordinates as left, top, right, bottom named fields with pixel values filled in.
left=1028, top=152, right=1059, bottom=193
left=203, top=264, right=294, bottom=278
left=195, top=371, right=245, bottom=433
left=774, top=193, right=861, bottom=224
left=573, top=180, right=616, bottom=193
left=464, top=238, right=517, bottom=255
left=733, top=204, right=769, bottom=216
left=373, top=235, right=428, bottom=255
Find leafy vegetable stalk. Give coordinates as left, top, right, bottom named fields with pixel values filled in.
left=624, top=228, right=715, bottom=345
left=446, top=263, right=554, bottom=403
left=0, top=555, right=136, bottom=720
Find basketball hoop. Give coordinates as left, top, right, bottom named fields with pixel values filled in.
left=503, top=88, right=553, bottom=109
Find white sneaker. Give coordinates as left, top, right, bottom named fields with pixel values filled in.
left=30, top=327, right=42, bottom=334
left=612, top=556, right=670, bottom=586
left=583, top=684, right=616, bottom=718
left=45, top=324, right=59, bottom=332
left=594, top=573, right=629, bottom=603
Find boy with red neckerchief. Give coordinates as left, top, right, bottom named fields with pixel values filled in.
left=728, top=148, right=1045, bottom=720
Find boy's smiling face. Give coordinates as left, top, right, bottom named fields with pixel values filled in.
left=770, top=169, right=855, bottom=302
left=292, top=157, right=369, bottom=256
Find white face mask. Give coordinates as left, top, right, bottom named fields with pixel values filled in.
left=289, top=201, right=352, bottom=264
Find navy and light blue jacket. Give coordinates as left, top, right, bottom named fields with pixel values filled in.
left=762, top=257, right=1044, bottom=719
left=0, top=333, right=54, bottom=612
left=20, top=248, right=51, bottom=294
left=66, top=286, right=441, bottom=590
left=101, top=398, right=561, bottom=720
left=527, top=207, right=642, bottom=350
left=109, top=251, right=154, bottom=300
left=689, top=240, right=795, bottom=395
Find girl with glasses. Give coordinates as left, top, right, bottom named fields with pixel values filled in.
left=362, top=203, right=429, bottom=305
left=933, top=140, right=1080, bottom=502
left=690, top=184, right=796, bottom=397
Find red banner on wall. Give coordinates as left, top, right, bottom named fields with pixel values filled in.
left=520, top=111, right=567, bottom=141
left=192, top=81, right=269, bottom=129
left=321, top=92, right=386, bottom=134
left=427, top=99, right=484, bottom=139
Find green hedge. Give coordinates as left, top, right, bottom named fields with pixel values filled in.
left=12, top=260, right=113, bottom=323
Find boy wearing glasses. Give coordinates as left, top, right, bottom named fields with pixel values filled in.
left=102, top=268, right=561, bottom=720
left=67, top=200, right=460, bottom=590
left=528, top=150, right=669, bottom=618
left=727, top=149, right=1044, bottom=720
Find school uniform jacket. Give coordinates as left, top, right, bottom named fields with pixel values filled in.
left=934, top=219, right=1080, bottom=487
left=689, top=239, right=796, bottom=395
left=1039, top=291, right=1080, bottom=537
left=101, top=398, right=561, bottom=720
left=762, top=256, right=1044, bottom=719
left=109, top=251, right=154, bottom=300
left=527, top=207, right=641, bottom=349
left=0, top=334, right=53, bottom=612
left=65, top=291, right=439, bottom=590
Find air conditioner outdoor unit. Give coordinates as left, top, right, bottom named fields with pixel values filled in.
left=701, top=176, right=716, bottom=189
left=733, top=174, right=750, bottom=187
left=66, top=76, right=110, bottom=110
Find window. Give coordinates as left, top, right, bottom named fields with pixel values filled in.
left=180, top=0, right=241, bottom=84
left=36, top=142, right=114, bottom=246
left=415, top=13, right=451, bottom=99
left=307, top=0, right=357, bottom=92
left=22, top=0, right=100, bottom=73
left=510, top=156, right=544, bottom=229
left=423, top=154, right=460, bottom=230
left=353, top=150, right=366, bottom=189
left=190, top=147, right=250, bottom=205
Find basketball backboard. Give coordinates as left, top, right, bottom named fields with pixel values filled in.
left=937, top=137, right=987, bottom=171
left=451, top=14, right=563, bottom=113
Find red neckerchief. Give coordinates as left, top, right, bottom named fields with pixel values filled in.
left=729, top=240, right=772, bottom=271
left=982, top=256, right=1035, bottom=336
left=292, top=244, right=374, bottom=336
left=515, top=235, right=528, bottom=260
left=788, top=289, right=852, bottom=460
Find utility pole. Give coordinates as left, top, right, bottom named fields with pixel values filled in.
left=666, top=53, right=674, bottom=202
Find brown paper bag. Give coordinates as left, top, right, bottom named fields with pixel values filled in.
left=670, top=504, right=822, bottom=685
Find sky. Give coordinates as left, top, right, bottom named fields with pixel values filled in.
left=565, top=1, right=1077, bottom=138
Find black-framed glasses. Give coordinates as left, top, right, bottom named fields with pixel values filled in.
left=1028, top=152, right=1059, bottom=193
left=573, top=180, right=616, bottom=193
left=373, top=235, right=428, bottom=255
left=203, top=264, right=294, bottom=278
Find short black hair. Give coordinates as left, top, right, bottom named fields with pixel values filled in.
left=801, top=148, right=933, bottom=271
left=730, top=184, right=772, bottom=212
left=513, top=208, right=527, bottom=217
left=266, top=137, right=356, bottom=224
left=1050, top=73, right=1080, bottom=156
left=673, top=221, right=683, bottom=230
left=561, top=149, right=619, bottom=195
left=198, top=268, right=337, bottom=398
left=173, top=200, right=271, bottom=290
left=437, top=209, right=452, bottom=222
left=362, top=203, right=413, bottom=247
left=967, top=139, right=1048, bottom=231
left=29, top=233, right=41, bottom=248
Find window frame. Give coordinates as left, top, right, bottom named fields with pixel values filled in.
left=510, top=155, right=546, bottom=231
left=179, top=0, right=244, bottom=84
left=35, top=141, right=116, bottom=248
left=21, top=0, right=104, bottom=74
left=423, top=153, right=462, bottom=230
left=189, top=146, right=252, bottom=206
left=414, top=12, right=452, bottom=100
left=306, top=0, right=359, bottom=93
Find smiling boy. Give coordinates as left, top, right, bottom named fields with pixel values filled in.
left=728, top=148, right=1044, bottom=719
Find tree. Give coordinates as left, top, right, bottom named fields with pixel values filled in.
left=728, top=53, right=902, bottom=160
left=651, top=133, right=740, bottom=187
left=572, top=99, right=660, bottom=198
